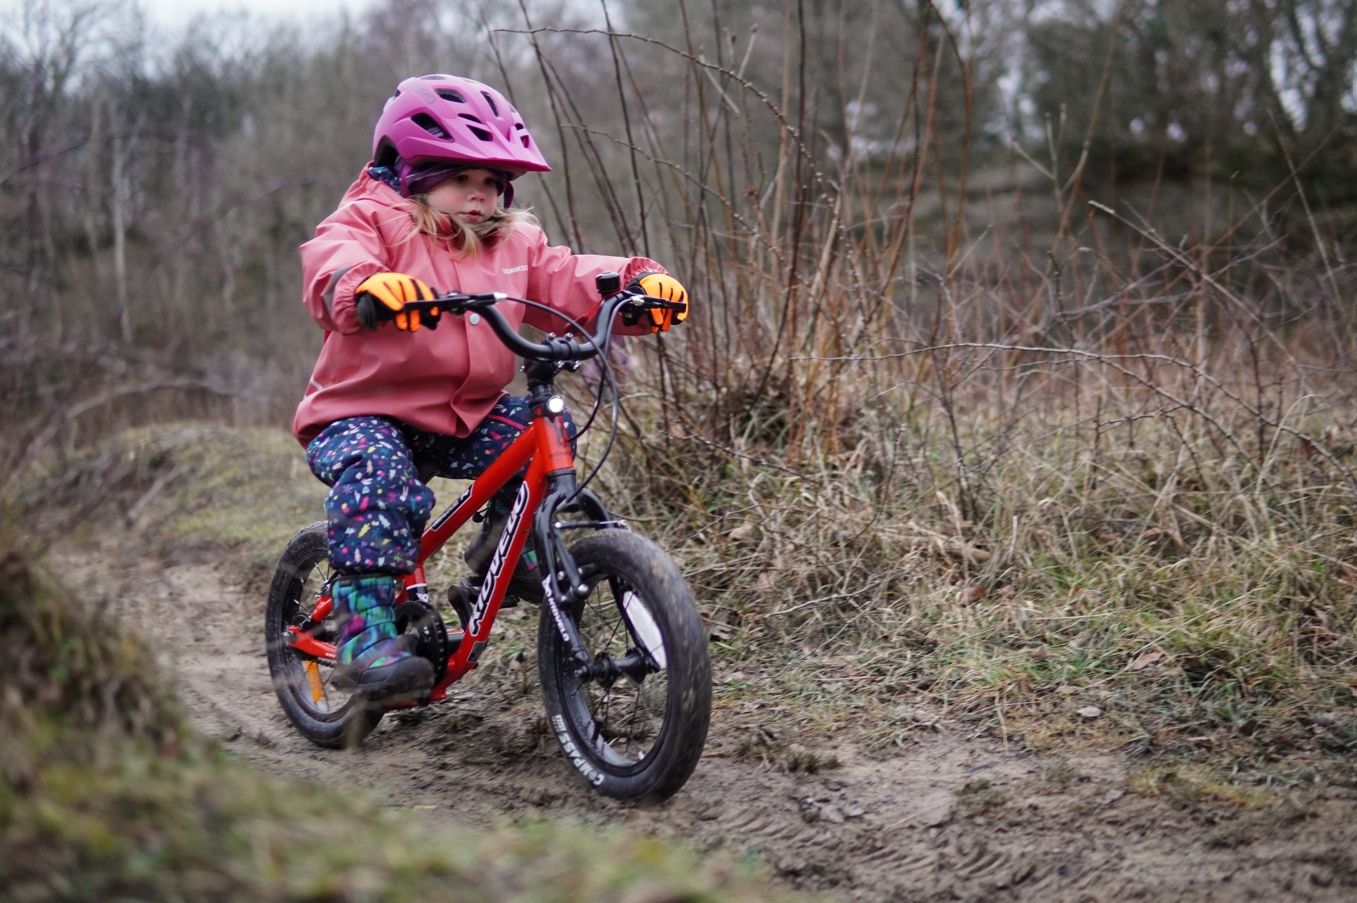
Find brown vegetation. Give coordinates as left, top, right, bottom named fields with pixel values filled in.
left=3, top=0, right=1356, bottom=781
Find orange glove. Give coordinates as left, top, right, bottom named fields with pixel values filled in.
left=630, top=272, right=690, bottom=333
left=355, top=272, right=438, bottom=332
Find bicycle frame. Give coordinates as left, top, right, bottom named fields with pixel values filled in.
left=283, top=386, right=587, bottom=704
left=281, top=282, right=671, bottom=709
left=268, top=283, right=708, bottom=796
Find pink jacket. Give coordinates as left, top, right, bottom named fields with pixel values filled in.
left=293, top=171, right=663, bottom=445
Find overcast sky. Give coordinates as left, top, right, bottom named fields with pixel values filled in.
left=139, top=0, right=375, bottom=30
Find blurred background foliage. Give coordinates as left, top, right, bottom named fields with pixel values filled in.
left=4, top=0, right=1355, bottom=441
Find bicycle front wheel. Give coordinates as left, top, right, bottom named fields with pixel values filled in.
left=538, top=530, right=711, bottom=802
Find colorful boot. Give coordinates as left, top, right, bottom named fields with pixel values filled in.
left=330, top=574, right=434, bottom=703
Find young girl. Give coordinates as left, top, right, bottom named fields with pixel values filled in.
left=293, top=75, right=687, bottom=705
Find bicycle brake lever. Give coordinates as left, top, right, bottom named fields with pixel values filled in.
left=402, top=298, right=456, bottom=328
left=618, top=293, right=684, bottom=327
left=618, top=293, right=646, bottom=327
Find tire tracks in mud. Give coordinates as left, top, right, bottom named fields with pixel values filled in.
left=58, top=552, right=1357, bottom=902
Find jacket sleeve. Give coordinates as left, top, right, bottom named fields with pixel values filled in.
left=520, top=227, right=668, bottom=337
left=299, top=198, right=400, bottom=335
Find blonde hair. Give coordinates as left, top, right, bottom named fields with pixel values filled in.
left=401, top=195, right=537, bottom=258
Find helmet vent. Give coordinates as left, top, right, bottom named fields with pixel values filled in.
left=468, top=125, right=493, bottom=141
left=521, top=136, right=531, bottom=147
left=458, top=113, right=484, bottom=123
left=481, top=92, right=499, bottom=116
left=436, top=88, right=465, bottom=103
left=411, top=113, right=450, bottom=139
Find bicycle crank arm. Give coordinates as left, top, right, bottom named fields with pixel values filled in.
left=285, top=626, right=336, bottom=661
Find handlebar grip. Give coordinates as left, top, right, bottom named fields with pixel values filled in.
left=618, top=293, right=685, bottom=328
left=357, top=295, right=442, bottom=330
left=355, top=293, right=390, bottom=330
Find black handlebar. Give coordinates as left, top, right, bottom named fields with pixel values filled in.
left=398, top=286, right=681, bottom=363
left=404, top=297, right=602, bottom=363
left=355, top=269, right=686, bottom=364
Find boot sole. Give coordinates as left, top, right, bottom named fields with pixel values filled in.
left=336, top=657, right=436, bottom=706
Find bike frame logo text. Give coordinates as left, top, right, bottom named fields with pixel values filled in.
left=543, top=577, right=575, bottom=646
left=552, top=714, right=605, bottom=786
left=467, top=480, right=531, bottom=637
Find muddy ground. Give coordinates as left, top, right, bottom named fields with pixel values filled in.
left=57, top=550, right=1357, bottom=903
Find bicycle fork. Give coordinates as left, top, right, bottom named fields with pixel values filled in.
left=533, top=473, right=660, bottom=687
left=534, top=472, right=597, bottom=667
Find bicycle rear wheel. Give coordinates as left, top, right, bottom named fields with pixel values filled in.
left=538, top=530, right=711, bottom=802
left=264, top=523, right=382, bottom=748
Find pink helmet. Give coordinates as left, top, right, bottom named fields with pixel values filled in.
left=372, top=75, right=551, bottom=178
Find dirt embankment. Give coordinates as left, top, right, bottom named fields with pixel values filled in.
left=59, top=551, right=1357, bottom=903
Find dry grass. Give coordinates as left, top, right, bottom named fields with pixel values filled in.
left=584, top=268, right=1357, bottom=784
left=526, top=21, right=1357, bottom=783
left=15, top=347, right=1357, bottom=792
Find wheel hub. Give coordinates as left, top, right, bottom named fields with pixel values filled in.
left=581, top=649, right=652, bottom=688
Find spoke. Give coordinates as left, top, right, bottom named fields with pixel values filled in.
left=567, top=562, right=672, bottom=766
left=627, top=696, right=642, bottom=741
left=607, top=585, right=631, bottom=646
left=320, top=670, right=337, bottom=711
left=597, top=580, right=628, bottom=648
left=601, top=688, right=615, bottom=732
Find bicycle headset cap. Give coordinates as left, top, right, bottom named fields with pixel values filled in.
left=372, top=75, right=550, bottom=205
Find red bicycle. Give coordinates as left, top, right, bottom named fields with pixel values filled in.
left=264, top=275, right=711, bottom=802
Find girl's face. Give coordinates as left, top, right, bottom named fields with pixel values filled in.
left=425, top=168, right=502, bottom=223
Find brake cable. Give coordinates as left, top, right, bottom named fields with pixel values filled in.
left=482, top=295, right=626, bottom=503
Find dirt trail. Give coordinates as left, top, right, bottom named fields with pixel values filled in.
left=59, top=551, right=1357, bottom=902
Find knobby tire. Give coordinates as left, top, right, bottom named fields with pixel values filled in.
left=265, top=523, right=383, bottom=748
left=538, top=530, right=712, bottom=802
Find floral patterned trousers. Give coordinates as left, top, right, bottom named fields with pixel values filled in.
left=306, top=397, right=576, bottom=575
